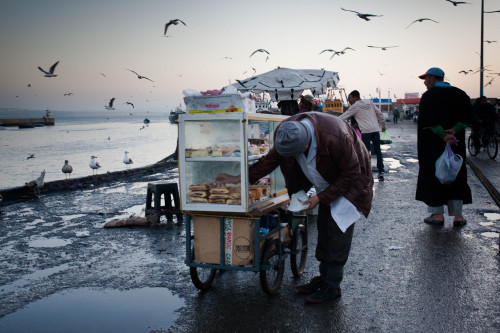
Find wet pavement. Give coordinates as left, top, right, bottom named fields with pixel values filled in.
left=0, top=120, right=499, bottom=332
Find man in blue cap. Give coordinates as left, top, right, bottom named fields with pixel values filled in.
left=415, top=67, right=473, bottom=227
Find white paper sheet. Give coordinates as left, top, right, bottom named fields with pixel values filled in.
left=288, top=190, right=310, bottom=212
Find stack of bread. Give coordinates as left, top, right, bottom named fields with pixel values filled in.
left=188, top=184, right=210, bottom=203
left=248, top=184, right=271, bottom=203
left=188, top=184, right=241, bottom=205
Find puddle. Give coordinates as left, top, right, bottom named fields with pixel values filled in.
left=28, top=238, right=73, bottom=248
left=60, top=214, right=87, bottom=222
left=406, top=158, right=418, bottom=163
left=483, top=213, right=500, bottom=221
left=105, top=204, right=146, bottom=223
left=479, top=222, right=495, bottom=227
left=383, top=157, right=403, bottom=169
left=388, top=170, right=397, bottom=173
left=0, top=287, right=183, bottom=332
left=0, top=264, right=70, bottom=295
left=480, top=232, right=499, bottom=238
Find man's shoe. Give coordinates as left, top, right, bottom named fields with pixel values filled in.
left=424, top=215, right=444, bottom=225
left=453, top=219, right=467, bottom=227
left=296, top=276, right=323, bottom=294
left=304, top=286, right=341, bottom=303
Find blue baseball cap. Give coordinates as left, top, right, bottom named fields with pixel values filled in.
left=419, top=67, right=445, bottom=79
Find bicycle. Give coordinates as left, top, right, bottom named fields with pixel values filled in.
left=468, top=126, right=498, bottom=160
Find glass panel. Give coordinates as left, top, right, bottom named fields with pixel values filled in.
left=185, top=161, right=241, bottom=205
left=184, top=120, right=241, bottom=157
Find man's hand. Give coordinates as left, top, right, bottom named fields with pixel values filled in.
left=302, top=195, right=320, bottom=211
left=443, top=134, right=458, bottom=146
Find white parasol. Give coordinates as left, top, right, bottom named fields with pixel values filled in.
left=227, top=67, right=340, bottom=101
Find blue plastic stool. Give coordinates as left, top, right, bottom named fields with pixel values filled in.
left=146, top=182, right=183, bottom=223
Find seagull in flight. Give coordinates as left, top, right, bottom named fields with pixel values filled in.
left=125, top=102, right=134, bottom=108
left=38, top=61, right=59, bottom=77
left=125, top=69, right=154, bottom=82
left=484, top=77, right=494, bottom=87
left=405, top=18, right=439, bottom=29
left=485, top=40, right=497, bottom=43
left=458, top=70, right=471, bottom=74
left=221, top=56, right=232, bottom=60
left=367, top=45, right=399, bottom=50
left=341, top=8, right=382, bottom=21
left=27, top=154, right=35, bottom=159
left=484, top=10, right=500, bottom=13
left=445, top=0, right=470, bottom=6
left=62, top=160, right=73, bottom=179
left=164, top=19, right=186, bottom=36
left=249, top=49, right=270, bottom=57
left=105, top=97, right=115, bottom=110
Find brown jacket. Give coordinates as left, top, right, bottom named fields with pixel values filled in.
left=249, top=112, right=373, bottom=217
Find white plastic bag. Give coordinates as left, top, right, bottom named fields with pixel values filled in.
left=435, top=144, right=463, bottom=185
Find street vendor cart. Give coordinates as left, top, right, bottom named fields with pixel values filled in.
left=179, top=92, right=308, bottom=295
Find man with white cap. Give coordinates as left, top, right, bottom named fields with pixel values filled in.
left=216, top=112, right=373, bottom=303
left=416, top=67, right=473, bottom=227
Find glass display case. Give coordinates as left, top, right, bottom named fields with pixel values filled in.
left=178, top=112, right=288, bottom=213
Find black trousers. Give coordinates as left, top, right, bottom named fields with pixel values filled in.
left=315, top=203, right=355, bottom=288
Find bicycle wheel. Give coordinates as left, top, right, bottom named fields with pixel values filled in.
left=486, top=135, right=498, bottom=160
left=189, top=240, right=216, bottom=291
left=290, top=225, right=308, bottom=277
left=259, top=238, right=284, bottom=295
left=468, top=135, right=479, bottom=156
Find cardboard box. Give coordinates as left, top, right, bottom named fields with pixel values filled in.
left=184, top=94, right=256, bottom=114
left=192, top=216, right=289, bottom=266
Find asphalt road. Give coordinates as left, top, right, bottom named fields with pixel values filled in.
left=0, top=120, right=499, bottom=333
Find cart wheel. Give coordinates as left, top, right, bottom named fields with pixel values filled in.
left=189, top=242, right=216, bottom=291
left=468, top=135, right=479, bottom=156
left=290, top=224, right=308, bottom=277
left=486, top=136, right=498, bottom=160
left=259, top=237, right=284, bottom=295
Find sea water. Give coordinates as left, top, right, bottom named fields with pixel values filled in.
left=0, top=109, right=178, bottom=190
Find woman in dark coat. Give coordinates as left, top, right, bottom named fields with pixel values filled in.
left=415, top=67, right=473, bottom=226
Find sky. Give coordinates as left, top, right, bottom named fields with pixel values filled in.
left=1, top=0, right=499, bottom=112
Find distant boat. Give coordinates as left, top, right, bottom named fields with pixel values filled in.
left=169, top=104, right=186, bottom=124
left=18, top=123, right=35, bottom=128
left=143, top=118, right=151, bottom=124
left=2, top=110, right=54, bottom=127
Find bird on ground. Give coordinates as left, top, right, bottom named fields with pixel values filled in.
left=25, top=170, right=46, bottom=195
left=445, top=0, right=470, bottom=6
left=485, top=40, right=497, bottom=43
left=125, top=69, right=154, bottom=82
left=62, top=160, right=73, bottom=179
left=164, top=19, right=186, bottom=36
left=27, top=154, right=35, bottom=159
left=405, top=18, right=439, bottom=29
left=89, top=156, right=102, bottom=175
left=126, top=102, right=134, bottom=108
left=105, top=98, right=115, bottom=110
left=123, top=151, right=133, bottom=168
left=367, top=45, right=399, bottom=50
left=340, top=8, right=382, bottom=21
left=38, top=61, right=59, bottom=77
left=249, top=49, right=270, bottom=57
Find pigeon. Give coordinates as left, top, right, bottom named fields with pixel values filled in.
left=123, top=151, right=133, bottom=168
left=367, top=45, right=399, bottom=50
left=62, top=160, right=73, bottom=178
left=445, top=0, right=470, bottom=6
left=249, top=49, right=270, bottom=57
left=89, top=156, right=102, bottom=175
left=27, top=154, right=35, bottom=159
left=125, top=102, right=134, bottom=108
left=341, top=8, right=383, bottom=21
left=25, top=170, right=46, bottom=195
left=164, top=19, right=186, bottom=35
left=105, top=98, right=115, bottom=110
left=405, top=18, right=439, bottom=29
left=38, top=61, right=59, bottom=77
left=125, top=69, right=154, bottom=82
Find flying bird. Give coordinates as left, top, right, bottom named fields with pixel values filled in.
left=89, top=156, right=102, bottom=175
left=100, top=73, right=106, bottom=77
left=319, top=49, right=335, bottom=55
left=62, top=160, right=73, bottom=178
left=485, top=40, right=497, bottom=43
left=484, top=10, right=500, bottom=13
left=445, top=0, right=470, bottom=6
left=125, top=69, right=154, bottom=82
left=64, top=92, right=73, bottom=96
left=340, top=8, right=383, bottom=21
left=38, top=61, right=59, bottom=77
left=249, top=49, right=270, bottom=57
left=123, top=151, right=133, bottom=168
left=405, top=18, right=439, bottom=29
left=105, top=98, right=115, bottom=110
left=458, top=70, right=471, bottom=74
left=164, top=19, right=186, bottom=35
left=125, top=102, right=134, bottom=108
left=221, top=57, right=232, bottom=60
left=27, top=84, right=31, bottom=87
left=25, top=170, right=46, bottom=195
left=27, top=154, right=35, bottom=159
left=484, top=78, right=494, bottom=87
left=367, top=45, right=399, bottom=50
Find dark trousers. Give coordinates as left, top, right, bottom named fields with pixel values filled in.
left=362, top=132, right=385, bottom=173
left=316, top=203, right=355, bottom=288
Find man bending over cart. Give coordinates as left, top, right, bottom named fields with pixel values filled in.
left=215, top=112, right=373, bottom=303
